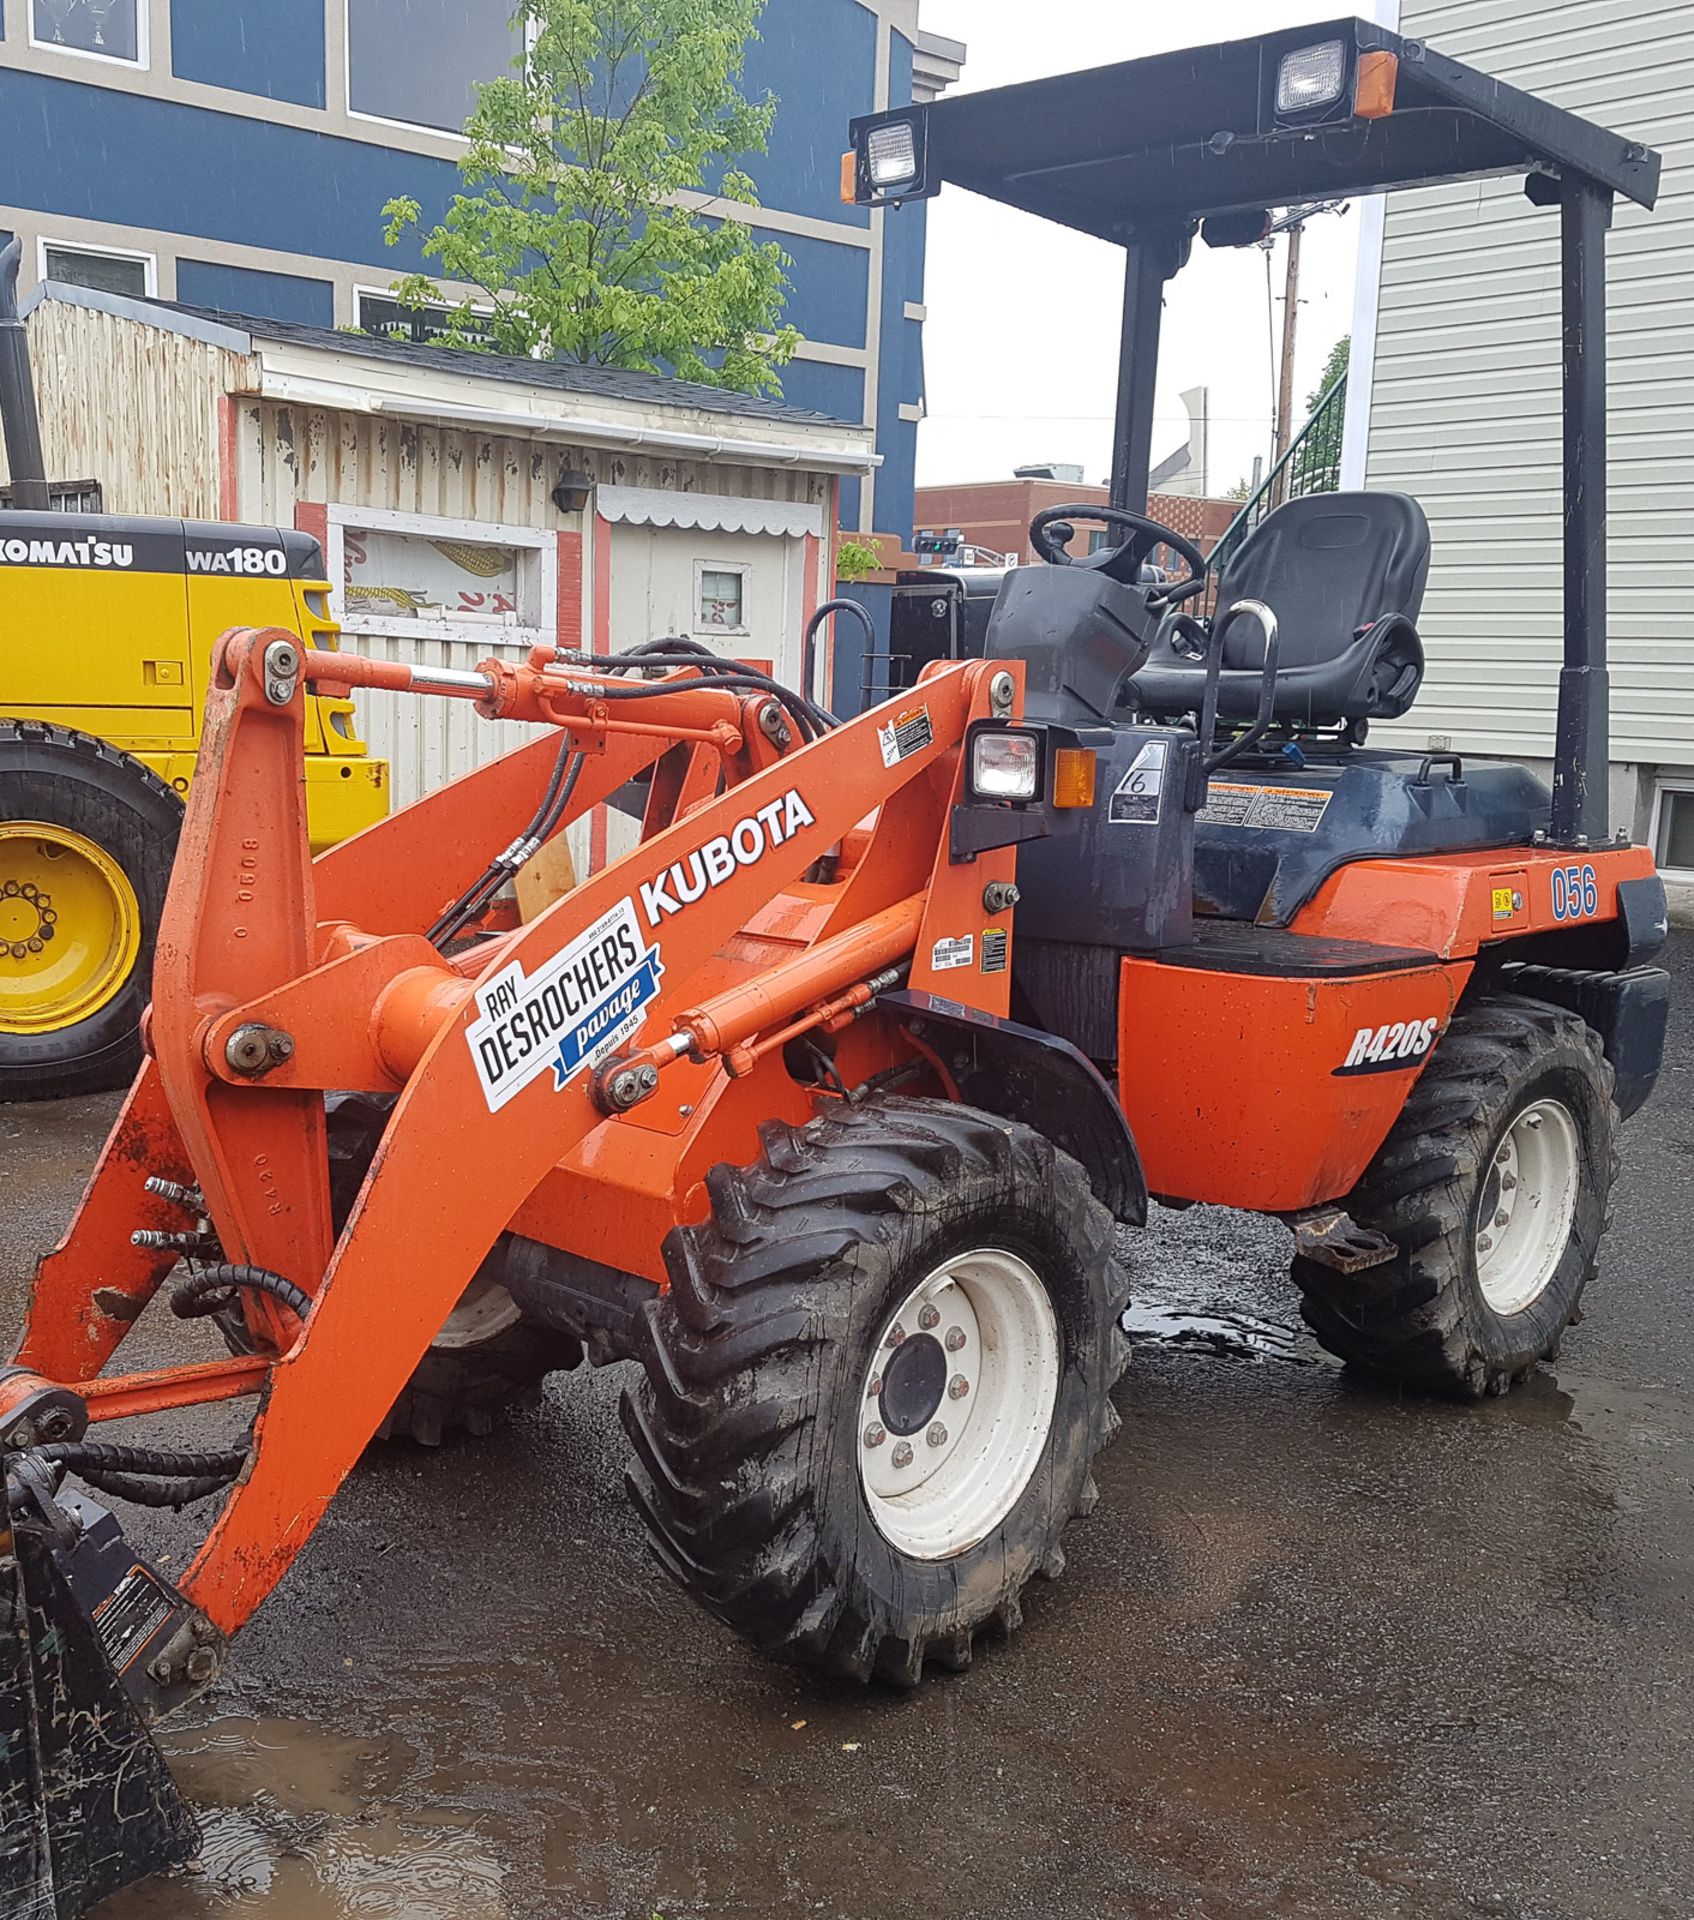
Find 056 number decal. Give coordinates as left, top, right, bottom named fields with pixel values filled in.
left=1550, top=862, right=1599, bottom=922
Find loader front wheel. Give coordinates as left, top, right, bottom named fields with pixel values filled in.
left=622, top=1097, right=1129, bottom=1685
left=1293, top=994, right=1618, bottom=1398
left=0, top=722, right=181, bottom=1102
left=217, top=1092, right=582, bottom=1444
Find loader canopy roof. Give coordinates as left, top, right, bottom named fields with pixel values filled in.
left=849, top=17, right=1660, bottom=237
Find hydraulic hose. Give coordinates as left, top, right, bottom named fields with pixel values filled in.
left=171, top=1263, right=313, bottom=1324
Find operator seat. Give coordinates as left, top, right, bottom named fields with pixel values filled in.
left=1129, top=491, right=1431, bottom=727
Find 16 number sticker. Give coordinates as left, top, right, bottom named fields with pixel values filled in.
left=1550, top=862, right=1599, bottom=922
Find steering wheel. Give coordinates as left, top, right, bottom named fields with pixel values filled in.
left=1029, top=504, right=1208, bottom=596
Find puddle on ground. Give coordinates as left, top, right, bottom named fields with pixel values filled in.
left=99, top=1717, right=512, bottom=1918
left=1121, top=1300, right=1318, bottom=1366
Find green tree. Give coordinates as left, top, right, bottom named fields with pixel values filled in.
left=382, top=0, right=801, bottom=396
left=1306, top=333, right=1350, bottom=415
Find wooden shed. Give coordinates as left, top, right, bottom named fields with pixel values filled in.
left=7, top=282, right=876, bottom=831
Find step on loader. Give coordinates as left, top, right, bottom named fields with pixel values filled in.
left=0, top=19, right=1673, bottom=1911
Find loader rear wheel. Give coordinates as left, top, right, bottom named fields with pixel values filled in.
left=622, top=1097, right=1129, bottom=1686
left=0, top=721, right=181, bottom=1102
left=1293, top=994, right=1618, bottom=1398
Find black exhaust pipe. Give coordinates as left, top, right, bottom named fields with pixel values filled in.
left=0, top=230, right=50, bottom=513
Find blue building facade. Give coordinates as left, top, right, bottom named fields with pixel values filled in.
left=0, top=0, right=960, bottom=543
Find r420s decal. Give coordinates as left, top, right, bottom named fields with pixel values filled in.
left=1333, top=1016, right=1442, bottom=1078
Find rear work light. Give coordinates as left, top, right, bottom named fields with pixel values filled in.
left=866, top=119, right=921, bottom=190
left=1275, top=39, right=1348, bottom=117
left=970, top=730, right=1041, bottom=803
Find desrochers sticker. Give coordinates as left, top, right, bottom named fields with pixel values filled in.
left=466, top=896, right=663, bottom=1111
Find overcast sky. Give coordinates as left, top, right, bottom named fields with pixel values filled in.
left=912, top=0, right=1370, bottom=496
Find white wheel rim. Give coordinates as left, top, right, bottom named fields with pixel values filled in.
left=857, top=1247, right=1060, bottom=1561
left=431, top=1272, right=524, bottom=1350
left=1474, top=1098, right=1581, bottom=1317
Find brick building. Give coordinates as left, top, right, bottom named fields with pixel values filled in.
left=913, top=478, right=1238, bottom=568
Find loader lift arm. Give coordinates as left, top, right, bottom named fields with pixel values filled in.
left=7, top=622, right=1036, bottom=1651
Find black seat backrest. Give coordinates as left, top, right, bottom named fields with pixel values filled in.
left=1215, top=491, right=1431, bottom=669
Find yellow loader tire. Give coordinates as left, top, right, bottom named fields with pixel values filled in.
left=0, top=720, right=182, bottom=1103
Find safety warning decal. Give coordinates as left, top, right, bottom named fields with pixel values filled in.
left=1197, top=783, right=1333, bottom=833
left=467, top=896, right=663, bottom=1111
left=931, top=933, right=975, bottom=972
left=980, top=927, right=1009, bottom=974
left=879, top=704, right=934, bottom=769
left=1108, top=741, right=1169, bottom=824
left=93, top=1564, right=175, bottom=1675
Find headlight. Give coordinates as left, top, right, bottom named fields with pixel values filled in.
left=971, top=730, right=1041, bottom=802
left=1275, top=40, right=1348, bottom=117
left=866, top=119, right=920, bottom=190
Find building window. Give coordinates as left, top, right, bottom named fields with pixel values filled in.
left=39, top=240, right=155, bottom=299
left=355, top=289, right=497, bottom=348
left=30, top=0, right=145, bottom=64
left=1653, top=784, right=1694, bottom=876
left=697, top=565, right=748, bottom=635
left=329, top=507, right=554, bottom=648
left=346, top=0, right=524, bottom=135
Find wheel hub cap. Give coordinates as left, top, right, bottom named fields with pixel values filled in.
left=878, top=1331, right=948, bottom=1435
left=0, top=824, right=141, bottom=1034
left=857, top=1248, right=1061, bottom=1562
left=1474, top=1098, right=1581, bottom=1316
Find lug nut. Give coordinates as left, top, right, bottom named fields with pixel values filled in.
left=1494, top=1210, right=1510, bottom=1228
left=885, top=1324, right=906, bottom=1349
left=948, top=1374, right=970, bottom=1401
left=1496, top=1148, right=1510, bottom=1165
left=926, top=1422, right=948, bottom=1448
left=866, top=1373, right=883, bottom=1398
left=917, top=1304, right=940, bottom=1331
left=1477, top=1233, right=1493, bottom=1253
left=891, top=1441, right=914, bottom=1469
left=863, top=1423, right=886, bottom=1449
left=1501, top=1173, right=1518, bottom=1192
left=944, top=1327, right=967, bottom=1352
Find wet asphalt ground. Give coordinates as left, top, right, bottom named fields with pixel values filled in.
left=3, top=939, right=1692, bottom=1920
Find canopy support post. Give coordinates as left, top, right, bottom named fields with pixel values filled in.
left=1551, top=174, right=1612, bottom=848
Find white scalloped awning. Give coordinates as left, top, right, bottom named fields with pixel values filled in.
left=596, top=485, right=825, bottom=539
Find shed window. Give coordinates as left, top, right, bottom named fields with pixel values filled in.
left=347, top=0, right=524, bottom=134
left=41, top=243, right=152, bottom=298
left=698, top=568, right=747, bottom=633
left=1654, top=785, right=1694, bottom=876
left=31, top=0, right=142, bottom=63
left=343, top=526, right=529, bottom=627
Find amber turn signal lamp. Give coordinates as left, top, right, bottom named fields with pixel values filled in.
left=1052, top=749, right=1098, bottom=809
left=1355, top=50, right=1399, bottom=120
left=840, top=152, right=858, bottom=204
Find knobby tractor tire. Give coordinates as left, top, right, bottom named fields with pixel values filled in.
left=219, top=1092, right=582, bottom=1445
left=0, top=720, right=182, bottom=1102
left=1294, top=993, right=1619, bottom=1398
left=622, top=1097, right=1131, bottom=1687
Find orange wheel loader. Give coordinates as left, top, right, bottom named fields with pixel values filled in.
left=0, top=21, right=1672, bottom=1912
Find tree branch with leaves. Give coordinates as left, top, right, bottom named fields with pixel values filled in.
left=382, top=0, right=801, bottom=396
